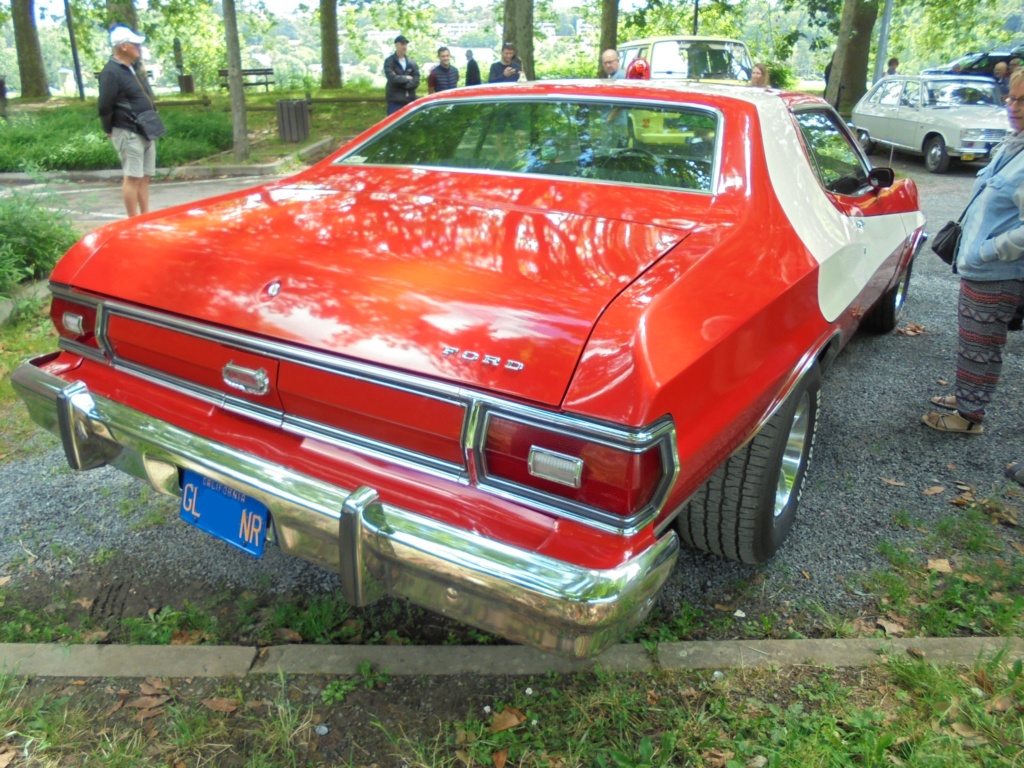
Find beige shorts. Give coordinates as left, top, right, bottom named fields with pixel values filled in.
left=112, top=127, right=156, bottom=178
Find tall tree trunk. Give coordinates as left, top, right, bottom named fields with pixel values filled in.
left=598, top=0, right=618, bottom=77
left=503, top=0, right=533, bottom=81
left=222, top=0, right=250, bottom=162
left=320, top=0, right=341, bottom=89
left=825, top=0, right=879, bottom=113
left=12, top=0, right=49, bottom=99
left=105, top=0, right=140, bottom=32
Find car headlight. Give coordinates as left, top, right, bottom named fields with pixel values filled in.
left=961, top=129, right=986, bottom=142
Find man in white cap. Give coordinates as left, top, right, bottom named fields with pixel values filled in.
left=97, top=25, right=159, bottom=217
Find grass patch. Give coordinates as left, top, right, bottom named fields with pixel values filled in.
left=2, top=657, right=1022, bottom=766
left=863, top=502, right=1024, bottom=638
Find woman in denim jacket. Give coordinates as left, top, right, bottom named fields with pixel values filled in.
left=923, top=69, right=1024, bottom=433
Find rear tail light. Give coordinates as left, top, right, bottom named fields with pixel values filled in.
left=51, top=296, right=101, bottom=351
left=480, top=412, right=674, bottom=527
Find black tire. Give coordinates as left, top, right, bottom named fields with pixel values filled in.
left=924, top=135, right=951, bottom=173
left=678, top=365, right=821, bottom=564
left=862, top=258, right=913, bottom=333
left=857, top=130, right=876, bottom=155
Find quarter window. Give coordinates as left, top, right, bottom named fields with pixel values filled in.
left=793, top=110, right=871, bottom=196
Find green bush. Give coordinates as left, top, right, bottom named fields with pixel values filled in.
left=0, top=102, right=234, bottom=173
left=0, top=191, right=80, bottom=299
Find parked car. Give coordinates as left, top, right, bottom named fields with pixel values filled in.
left=13, top=81, right=925, bottom=657
left=850, top=74, right=1011, bottom=173
left=921, top=48, right=1024, bottom=77
left=617, top=35, right=753, bottom=83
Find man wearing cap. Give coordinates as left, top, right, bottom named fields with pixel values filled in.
left=98, top=25, right=158, bottom=217
left=384, top=35, right=420, bottom=115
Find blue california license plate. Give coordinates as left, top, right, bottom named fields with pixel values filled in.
left=179, top=469, right=268, bottom=557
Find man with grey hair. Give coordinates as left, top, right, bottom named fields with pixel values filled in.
left=97, top=25, right=157, bottom=217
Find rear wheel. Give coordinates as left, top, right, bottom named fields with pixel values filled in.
left=679, top=365, right=821, bottom=564
left=863, top=259, right=913, bottom=333
left=924, top=135, right=951, bottom=173
left=857, top=130, right=876, bottom=155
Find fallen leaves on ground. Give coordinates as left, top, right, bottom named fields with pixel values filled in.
left=489, top=707, right=526, bottom=733
left=877, top=618, right=905, bottom=636
left=0, top=744, right=16, bottom=768
left=882, top=478, right=907, bottom=486
left=898, top=322, right=926, bottom=336
left=922, top=486, right=945, bottom=496
left=274, top=628, right=303, bottom=644
left=927, top=558, right=953, bottom=573
left=201, top=698, right=238, bottom=713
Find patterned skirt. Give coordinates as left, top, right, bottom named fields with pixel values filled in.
left=955, top=277, right=1024, bottom=423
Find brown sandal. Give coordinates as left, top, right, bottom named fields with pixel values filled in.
left=930, top=395, right=957, bottom=411
left=921, top=411, right=984, bottom=434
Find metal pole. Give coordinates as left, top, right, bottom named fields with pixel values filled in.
left=873, top=0, right=895, bottom=84
left=63, top=0, right=85, bottom=100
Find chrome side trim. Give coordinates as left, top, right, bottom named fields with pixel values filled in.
left=12, top=358, right=679, bottom=658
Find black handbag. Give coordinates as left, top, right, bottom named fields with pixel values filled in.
left=931, top=220, right=962, bottom=265
left=133, top=109, right=167, bottom=140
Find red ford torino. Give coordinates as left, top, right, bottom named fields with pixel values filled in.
left=13, top=80, right=925, bottom=656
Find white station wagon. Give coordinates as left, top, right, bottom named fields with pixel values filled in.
left=850, top=74, right=1011, bottom=173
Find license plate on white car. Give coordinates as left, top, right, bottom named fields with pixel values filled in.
left=179, top=469, right=268, bottom=557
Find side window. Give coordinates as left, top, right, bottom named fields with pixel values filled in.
left=793, top=109, right=871, bottom=196
left=651, top=41, right=687, bottom=77
left=901, top=80, right=920, bottom=107
left=876, top=80, right=903, bottom=107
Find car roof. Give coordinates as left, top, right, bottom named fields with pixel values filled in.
left=427, top=78, right=819, bottom=108
left=617, top=35, right=748, bottom=47
left=876, top=74, right=999, bottom=84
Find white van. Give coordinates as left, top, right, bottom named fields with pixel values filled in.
left=617, top=36, right=753, bottom=83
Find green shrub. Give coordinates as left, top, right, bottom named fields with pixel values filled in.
left=0, top=102, right=233, bottom=173
left=0, top=191, right=80, bottom=299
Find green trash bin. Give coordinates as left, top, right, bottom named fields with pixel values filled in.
left=277, top=99, right=310, bottom=143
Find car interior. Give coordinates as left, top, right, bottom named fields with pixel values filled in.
left=338, top=99, right=719, bottom=192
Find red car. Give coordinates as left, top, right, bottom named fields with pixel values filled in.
left=14, top=81, right=925, bottom=656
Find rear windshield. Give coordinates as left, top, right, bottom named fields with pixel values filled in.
left=335, top=99, right=719, bottom=193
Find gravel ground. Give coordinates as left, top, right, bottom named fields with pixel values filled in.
left=1, top=150, right=1021, bottom=639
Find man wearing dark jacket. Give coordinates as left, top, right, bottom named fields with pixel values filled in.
left=432, top=47, right=459, bottom=91
left=384, top=35, right=420, bottom=115
left=97, top=25, right=157, bottom=217
left=465, top=49, right=481, bottom=86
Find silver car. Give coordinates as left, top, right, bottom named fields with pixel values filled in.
left=850, top=75, right=1010, bottom=173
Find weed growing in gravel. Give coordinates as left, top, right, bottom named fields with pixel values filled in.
left=0, top=587, right=82, bottom=642
left=120, top=603, right=218, bottom=645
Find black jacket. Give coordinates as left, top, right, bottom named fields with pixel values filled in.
left=433, top=64, right=459, bottom=91
left=384, top=54, right=420, bottom=105
left=97, top=58, right=155, bottom=135
left=465, top=59, right=481, bottom=86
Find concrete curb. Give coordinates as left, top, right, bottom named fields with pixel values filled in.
left=2, top=637, right=1021, bottom=679
left=0, top=137, right=338, bottom=185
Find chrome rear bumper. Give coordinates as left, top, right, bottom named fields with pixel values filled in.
left=12, top=357, right=679, bottom=657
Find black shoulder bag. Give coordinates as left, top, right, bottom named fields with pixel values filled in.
left=116, top=70, right=166, bottom=141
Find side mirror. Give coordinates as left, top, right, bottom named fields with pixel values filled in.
left=868, top=166, right=895, bottom=189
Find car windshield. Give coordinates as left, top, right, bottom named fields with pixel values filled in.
left=924, top=80, right=1001, bottom=107
left=650, top=40, right=752, bottom=81
left=335, top=98, right=719, bottom=192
